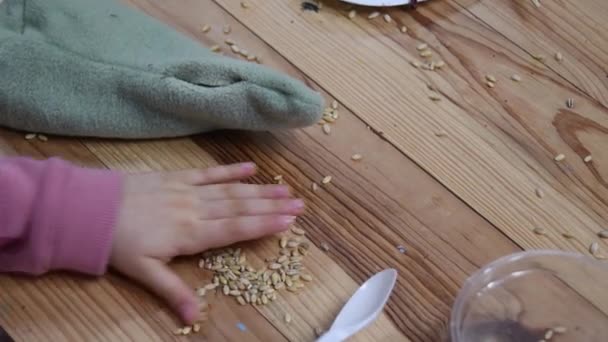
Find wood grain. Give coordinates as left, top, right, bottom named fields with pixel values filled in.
left=454, top=0, right=608, bottom=107
left=7, top=0, right=606, bottom=340
left=212, top=0, right=608, bottom=256
left=114, top=1, right=523, bottom=340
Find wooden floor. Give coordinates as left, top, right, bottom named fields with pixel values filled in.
left=1, top=0, right=608, bottom=341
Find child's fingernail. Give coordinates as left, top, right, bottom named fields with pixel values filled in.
left=281, top=216, right=296, bottom=226
left=274, top=185, right=291, bottom=196
left=180, top=302, right=200, bottom=324
left=290, top=199, right=305, bottom=211
left=241, top=162, right=256, bottom=172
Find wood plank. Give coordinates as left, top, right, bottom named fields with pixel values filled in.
left=212, top=0, right=608, bottom=257
left=454, top=0, right=608, bottom=107
left=90, top=1, right=521, bottom=340
left=0, top=132, right=287, bottom=342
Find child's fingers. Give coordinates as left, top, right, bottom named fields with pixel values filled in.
left=185, top=215, right=294, bottom=253
left=134, top=259, right=201, bottom=324
left=198, top=184, right=291, bottom=200
left=199, top=199, right=304, bottom=219
left=170, top=163, right=257, bottom=185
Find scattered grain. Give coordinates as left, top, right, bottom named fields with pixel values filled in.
left=598, top=230, right=608, bottom=239
left=511, top=74, right=522, bottom=82
left=554, top=154, right=565, bottom=162
left=25, top=133, right=37, bottom=140
left=37, top=134, right=48, bottom=142
left=544, top=329, right=553, bottom=340
left=383, top=14, right=392, bottom=23
left=531, top=0, right=541, bottom=8
left=368, top=11, right=380, bottom=19
left=201, top=24, right=211, bottom=33
left=552, top=326, right=567, bottom=334
left=314, top=327, right=325, bottom=337
left=535, top=188, right=544, bottom=199
left=292, top=227, right=306, bottom=236
left=590, top=242, right=599, bottom=255
left=174, top=328, right=183, bottom=335
left=429, top=93, right=441, bottom=101
left=210, top=45, right=221, bottom=52
left=322, top=175, right=332, bottom=184
left=237, top=296, right=247, bottom=305
left=311, top=182, right=319, bottom=191
left=182, top=326, right=192, bottom=335
left=583, top=155, right=592, bottom=163
left=351, top=154, right=363, bottom=161
left=419, top=50, right=432, bottom=58
left=410, top=60, right=421, bottom=68
left=435, top=60, right=446, bottom=69
left=284, top=313, right=292, bottom=323
left=561, top=232, right=575, bottom=239
left=193, top=324, right=201, bottom=333
left=247, top=54, right=257, bottom=61
left=320, top=242, right=330, bottom=251
left=241, top=1, right=250, bottom=9
left=486, top=81, right=495, bottom=88
left=196, top=288, right=206, bottom=297
left=301, top=274, right=313, bottom=282
left=322, top=123, right=331, bottom=135
left=532, top=53, right=545, bottom=62
left=533, top=227, right=547, bottom=235
left=400, top=26, right=408, bottom=33
left=555, top=52, right=563, bottom=62
left=273, top=175, right=283, bottom=182
left=223, top=25, right=231, bottom=34
left=225, top=39, right=236, bottom=46
left=348, top=9, right=356, bottom=19
left=485, top=75, right=497, bottom=83
left=231, top=45, right=240, bottom=54
left=416, top=43, right=428, bottom=51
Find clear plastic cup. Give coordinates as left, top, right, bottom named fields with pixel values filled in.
left=450, top=250, right=608, bottom=342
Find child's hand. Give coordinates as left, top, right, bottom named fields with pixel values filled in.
left=109, top=163, right=302, bottom=324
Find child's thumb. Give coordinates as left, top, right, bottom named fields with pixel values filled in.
left=136, top=259, right=200, bottom=324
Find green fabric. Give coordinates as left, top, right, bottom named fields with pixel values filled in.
left=0, top=0, right=323, bottom=138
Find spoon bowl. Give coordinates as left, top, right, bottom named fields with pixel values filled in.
left=317, top=269, right=398, bottom=342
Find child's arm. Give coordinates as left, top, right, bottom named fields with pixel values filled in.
left=0, top=157, right=121, bottom=275
left=0, top=158, right=301, bottom=323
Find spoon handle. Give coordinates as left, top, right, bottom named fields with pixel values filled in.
left=316, top=330, right=344, bottom=342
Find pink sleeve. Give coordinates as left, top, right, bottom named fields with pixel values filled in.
left=0, top=157, right=123, bottom=276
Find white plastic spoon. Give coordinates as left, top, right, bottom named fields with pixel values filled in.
left=316, top=269, right=398, bottom=342
left=339, top=0, right=429, bottom=7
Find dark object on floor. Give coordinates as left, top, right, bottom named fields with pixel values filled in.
left=410, top=0, right=418, bottom=8
left=301, top=1, right=320, bottom=12
left=0, top=326, right=14, bottom=342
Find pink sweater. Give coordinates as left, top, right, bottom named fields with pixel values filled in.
left=0, top=157, right=122, bottom=276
